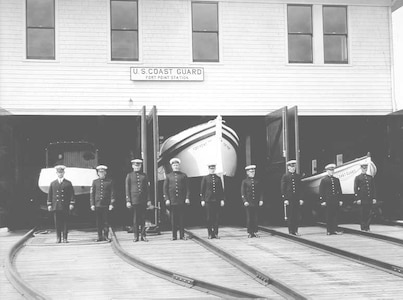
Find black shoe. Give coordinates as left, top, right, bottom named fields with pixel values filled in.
left=56, top=239, right=61, bottom=244
left=63, top=240, right=68, bottom=243
left=141, top=236, right=148, bottom=242
left=335, top=231, right=343, bottom=235
left=180, top=236, right=187, bottom=240
left=96, top=238, right=104, bottom=242
left=327, top=232, right=334, bottom=235
left=254, top=233, right=260, bottom=238
left=133, top=238, right=139, bottom=242
left=208, top=235, right=212, bottom=239
left=171, top=237, right=177, bottom=241
left=248, top=233, right=256, bottom=238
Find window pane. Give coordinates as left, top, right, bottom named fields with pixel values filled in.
left=323, top=6, right=347, bottom=34
left=288, top=5, right=312, bottom=33
left=192, top=2, right=218, bottom=31
left=193, top=32, right=219, bottom=61
left=27, top=28, right=55, bottom=58
left=288, top=35, right=312, bottom=63
left=112, top=31, right=138, bottom=60
left=27, top=0, right=54, bottom=27
left=111, top=0, right=138, bottom=30
left=324, top=35, right=348, bottom=63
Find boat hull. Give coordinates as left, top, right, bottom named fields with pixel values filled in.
left=302, top=156, right=377, bottom=195
left=38, top=167, right=98, bottom=195
left=158, top=118, right=239, bottom=179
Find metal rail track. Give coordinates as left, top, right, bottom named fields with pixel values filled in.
left=185, top=229, right=308, bottom=300
left=316, top=222, right=403, bottom=246
left=4, top=227, right=50, bottom=300
left=110, top=227, right=266, bottom=299
left=258, top=226, right=403, bottom=278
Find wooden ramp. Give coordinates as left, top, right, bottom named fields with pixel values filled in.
left=271, top=226, right=403, bottom=267
left=0, top=231, right=26, bottom=300
left=115, top=230, right=283, bottom=299
left=15, top=229, right=218, bottom=299
left=188, top=226, right=403, bottom=299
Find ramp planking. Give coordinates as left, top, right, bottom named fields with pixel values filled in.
left=15, top=229, right=218, bottom=299
left=115, top=230, right=284, bottom=299
left=188, top=226, right=403, bottom=299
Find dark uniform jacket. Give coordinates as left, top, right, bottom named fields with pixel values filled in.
left=90, top=177, right=115, bottom=208
left=47, top=179, right=75, bottom=211
left=125, top=171, right=149, bottom=205
left=354, top=174, right=376, bottom=204
left=241, top=177, right=263, bottom=207
left=319, top=175, right=342, bottom=204
left=281, top=172, right=303, bottom=201
left=200, top=174, right=224, bottom=202
left=163, top=171, right=190, bottom=205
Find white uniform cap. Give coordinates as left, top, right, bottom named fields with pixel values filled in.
left=360, top=163, right=368, bottom=167
left=131, top=159, right=143, bottom=164
left=54, top=165, right=66, bottom=171
left=207, top=162, right=217, bottom=167
left=245, top=165, right=256, bottom=170
left=170, top=158, right=181, bottom=165
left=325, top=163, right=336, bottom=170
left=286, top=160, right=297, bottom=166
left=96, top=165, right=108, bottom=171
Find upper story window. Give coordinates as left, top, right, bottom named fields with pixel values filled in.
left=26, top=0, right=55, bottom=59
left=111, top=0, right=138, bottom=61
left=192, top=2, right=219, bottom=62
left=323, top=6, right=348, bottom=64
left=287, top=5, right=313, bottom=63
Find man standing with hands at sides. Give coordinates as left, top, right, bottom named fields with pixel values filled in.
left=164, top=158, right=190, bottom=240
left=90, top=165, right=115, bottom=242
left=354, top=163, right=376, bottom=231
left=281, top=160, right=304, bottom=236
left=241, top=165, right=263, bottom=238
left=320, top=163, right=343, bottom=235
left=47, top=165, right=75, bottom=243
left=200, top=163, right=225, bottom=239
left=126, top=159, right=151, bottom=242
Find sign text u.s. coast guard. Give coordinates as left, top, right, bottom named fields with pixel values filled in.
left=130, top=67, right=204, bottom=81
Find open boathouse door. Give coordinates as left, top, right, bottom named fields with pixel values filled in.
left=265, top=106, right=300, bottom=223
left=145, top=106, right=161, bottom=233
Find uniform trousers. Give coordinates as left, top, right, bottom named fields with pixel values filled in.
left=132, top=204, right=147, bottom=238
left=325, top=202, right=339, bottom=233
left=287, top=200, right=300, bottom=234
left=359, top=203, right=372, bottom=230
left=205, top=202, right=219, bottom=237
left=170, top=204, right=185, bottom=239
left=54, top=211, right=69, bottom=241
left=245, top=206, right=258, bottom=234
left=95, top=207, right=109, bottom=239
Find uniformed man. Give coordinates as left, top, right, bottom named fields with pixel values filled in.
left=354, top=163, right=377, bottom=231
left=47, top=165, right=75, bottom=243
left=164, top=158, right=190, bottom=240
left=281, top=160, right=304, bottom=235
left=241, top=165, right=263, bottom=238
left=90, top=165, right=115, bottom=242
left=200, top=163, right=225, bottom=239
left=319, top=163, right=343, bottom=235
left=126, top=159, right=151, bottom=242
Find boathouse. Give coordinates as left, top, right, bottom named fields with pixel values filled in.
left=0, top=0, right=402, bottom=228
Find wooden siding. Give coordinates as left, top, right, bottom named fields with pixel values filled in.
left=0, top=0, right=395, bottom=116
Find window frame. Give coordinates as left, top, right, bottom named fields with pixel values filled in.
left=287, top=4, right=313, bottom=64
left=191, top=1, right=220, bottom=63
left=26, top=0, right=56, bottom=60
left=110, top=0, right=139, bottom=62
left=322, top=5, right=348, bottom=64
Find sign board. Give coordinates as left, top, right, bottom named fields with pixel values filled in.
left=130, top=67, right=204, bottom=81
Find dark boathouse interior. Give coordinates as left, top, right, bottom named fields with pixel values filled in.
left=0, top=113, right=402, bottom=230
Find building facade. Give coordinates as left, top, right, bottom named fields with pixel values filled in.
left=1, top=0, right=403, bottom=228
